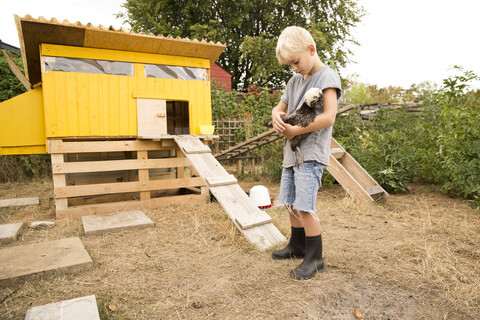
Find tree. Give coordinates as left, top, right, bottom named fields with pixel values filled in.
left=0, top=52, right=26, bottom=102
left=118, top=0, right=364, bottom=90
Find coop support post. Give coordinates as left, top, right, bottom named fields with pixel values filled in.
left=51, top=153, right=68, bottom=213
left=137, top=150, right=151, bottom=201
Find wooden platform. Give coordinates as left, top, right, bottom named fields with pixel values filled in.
left=0, top=237, right=92, bottom=288
left=174, top=135, right=286, bottom=250
left=25, top=295, right=100, bottom=320
left=0, top=197, right=39, bottom=208
left=48, top=139, right=209, bottom=219
left=82, top=210, right=155, bottom=236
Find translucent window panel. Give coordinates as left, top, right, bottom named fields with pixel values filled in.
left=42, top=56, right=134, bottom=76
left=145, top=64, right=208, bottom=81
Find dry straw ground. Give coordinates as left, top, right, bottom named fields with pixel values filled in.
left=0, top=177, right=479, bottom=319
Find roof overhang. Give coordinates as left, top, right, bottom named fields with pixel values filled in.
left=15, top=15, right=226, bottom=85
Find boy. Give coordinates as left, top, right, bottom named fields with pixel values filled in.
left=271, top=26, right=341, bottom=279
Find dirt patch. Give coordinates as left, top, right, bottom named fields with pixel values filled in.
left=1, top=178, right=479, bottom=319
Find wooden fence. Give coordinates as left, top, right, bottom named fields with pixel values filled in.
left=211, top=118, right=248, bottom=153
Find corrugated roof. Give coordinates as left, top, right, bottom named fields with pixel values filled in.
left=15, top=15, right=226, bottom=85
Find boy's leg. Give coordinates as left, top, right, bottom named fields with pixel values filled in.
left=289, top=207, right=303, bottom=228
left=300, top=210, right=321, bottom=236
left=272, top=168, right=306, bottom=259
left=290, top=162, right=326, bottom=279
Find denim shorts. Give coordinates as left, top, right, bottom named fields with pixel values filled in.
left=278, top=161, right=326, bottom=213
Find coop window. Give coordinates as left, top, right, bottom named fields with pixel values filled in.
left=42, top=56, right=134, bottom=76
left=145, top=64, right=208, bottom=81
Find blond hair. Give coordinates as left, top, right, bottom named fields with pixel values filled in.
left=276, top=26, right=316, bottom=64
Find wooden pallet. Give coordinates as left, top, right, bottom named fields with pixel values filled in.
left=328, top=138, right=389, bottom=202
left=174, top=135, right=286, bottom=250
left=48, top=139, right=209, bottom=219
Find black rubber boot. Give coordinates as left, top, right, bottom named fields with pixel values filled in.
left=290, top=234, right=324, bottom=279
left=272, top=227, right=306, bottom=259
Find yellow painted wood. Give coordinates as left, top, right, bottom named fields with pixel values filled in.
left=41, top=44, right=210, bottom=69
left=41, top=44, right=213, bottom=137
left=42, top=71, right=137, bottom=137
left=133, top=79, right=212, bottom=135
left=0, top=145, right=46, bottom=155
left=0, top=87, right=46, bottom=155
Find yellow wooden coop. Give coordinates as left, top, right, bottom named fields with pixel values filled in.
left=0, top=15, right=226, bottom=216
left=0, top=15, right=287, bottom=250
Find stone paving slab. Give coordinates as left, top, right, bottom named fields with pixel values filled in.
left=0, top=237, right=92, bottom=288
left=0, top=197, right=39, bottom=208
left=25, top=294, right=100, bottom=320
left=0, top=222, right=24, bottom=244
left=82, top=210, right=154, bottom=236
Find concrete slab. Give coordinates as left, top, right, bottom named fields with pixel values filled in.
left=25, top=294, right=100, bottom=320
left=0, top=222, right=24, bottom=244
left=0, top=237, right=92, bottom=288
left=0, top=197, right=39, bottom=208
left=82, top=210, right=154, bottom=236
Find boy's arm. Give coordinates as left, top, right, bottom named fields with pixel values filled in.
left=271, top=100, right=288, bottom=133
left=282, top=88, right=337, bottom=140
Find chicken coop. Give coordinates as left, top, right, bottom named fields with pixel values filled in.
left=0, top=15, right=227, bottom=218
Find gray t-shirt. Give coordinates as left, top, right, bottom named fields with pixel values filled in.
left=280, top=65, right=341, bottom=168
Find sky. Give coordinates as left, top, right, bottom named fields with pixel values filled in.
left=1, top=0, right=479, bottom=89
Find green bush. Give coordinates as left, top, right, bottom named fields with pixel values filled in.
left=0, top=51, right=26, bottom=102
left=0, top=155, right=51, bottom=182
left=335, top=67, right=480, bottom=210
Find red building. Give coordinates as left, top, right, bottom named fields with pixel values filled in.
left=211, top=63, right=233, bottom=92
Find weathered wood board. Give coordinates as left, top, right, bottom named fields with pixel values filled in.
left=174, top=135, right=286, bottom=250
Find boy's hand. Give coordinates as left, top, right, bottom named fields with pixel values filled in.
left=272, top=110, right=286, bottom=132
left=282, top=124, right=301, bottom=140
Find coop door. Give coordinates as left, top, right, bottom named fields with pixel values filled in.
left=137, top=98, right=167, bottom=138
left=166, top=101, right=190, bottom=135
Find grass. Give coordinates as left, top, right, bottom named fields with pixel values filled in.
left=0, top=178, right=479, bottom=319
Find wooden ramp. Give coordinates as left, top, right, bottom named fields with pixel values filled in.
left=173, top=135, right=286, bottom=250
left=329, top=138, right=389, bottom=202
left=214, top=128, right=282, bottom=160
left=213, top=128, right=388, bottom=203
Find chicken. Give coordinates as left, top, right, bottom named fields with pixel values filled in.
left=282, top=87, right=323, bottom=166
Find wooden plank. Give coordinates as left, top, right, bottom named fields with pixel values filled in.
left=0, top=197, right=39, bottom=208
left=338, top=152, right=378, bottom=189
left=182, top=146, right=211, bottom=154
left=205, top=175, right=237, bottom=187
left=55, top=177, right=205, bottom=198
left=187, top=153, right=230, bottom=178
left=337, top=104, right=356, bottom=115
left=176, top=149, right=185, bottom=178
left=0, top=237, right=92, bottom=288
left=1, top=49, right=31, bottom=90
left=137, top=150, right=150, bottom=201
left=56, top=194, right=209, bottom=219
left=174, top=135, right=283, bottom=249
left=256, top=223, right=287, bottom=250
left=174, top=136, right=211, bottom=154
left=327, top=155, right=374, bottom=203
left=47, top=139, right=174, bottom=154
left=330, top=137, right=343, bottom=149
left=52, top=158, right=191, bottom=174
left=214, top=128, right=277, bottom=158
left=51, top=154, right=68, bottom=211
left=209, top=184, right=272, bottom=229
left=137, top=99, right=168, bottom=138
left=330, top=148, right=345, bottom=160
left=366, top=185, right=389, bottom=201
